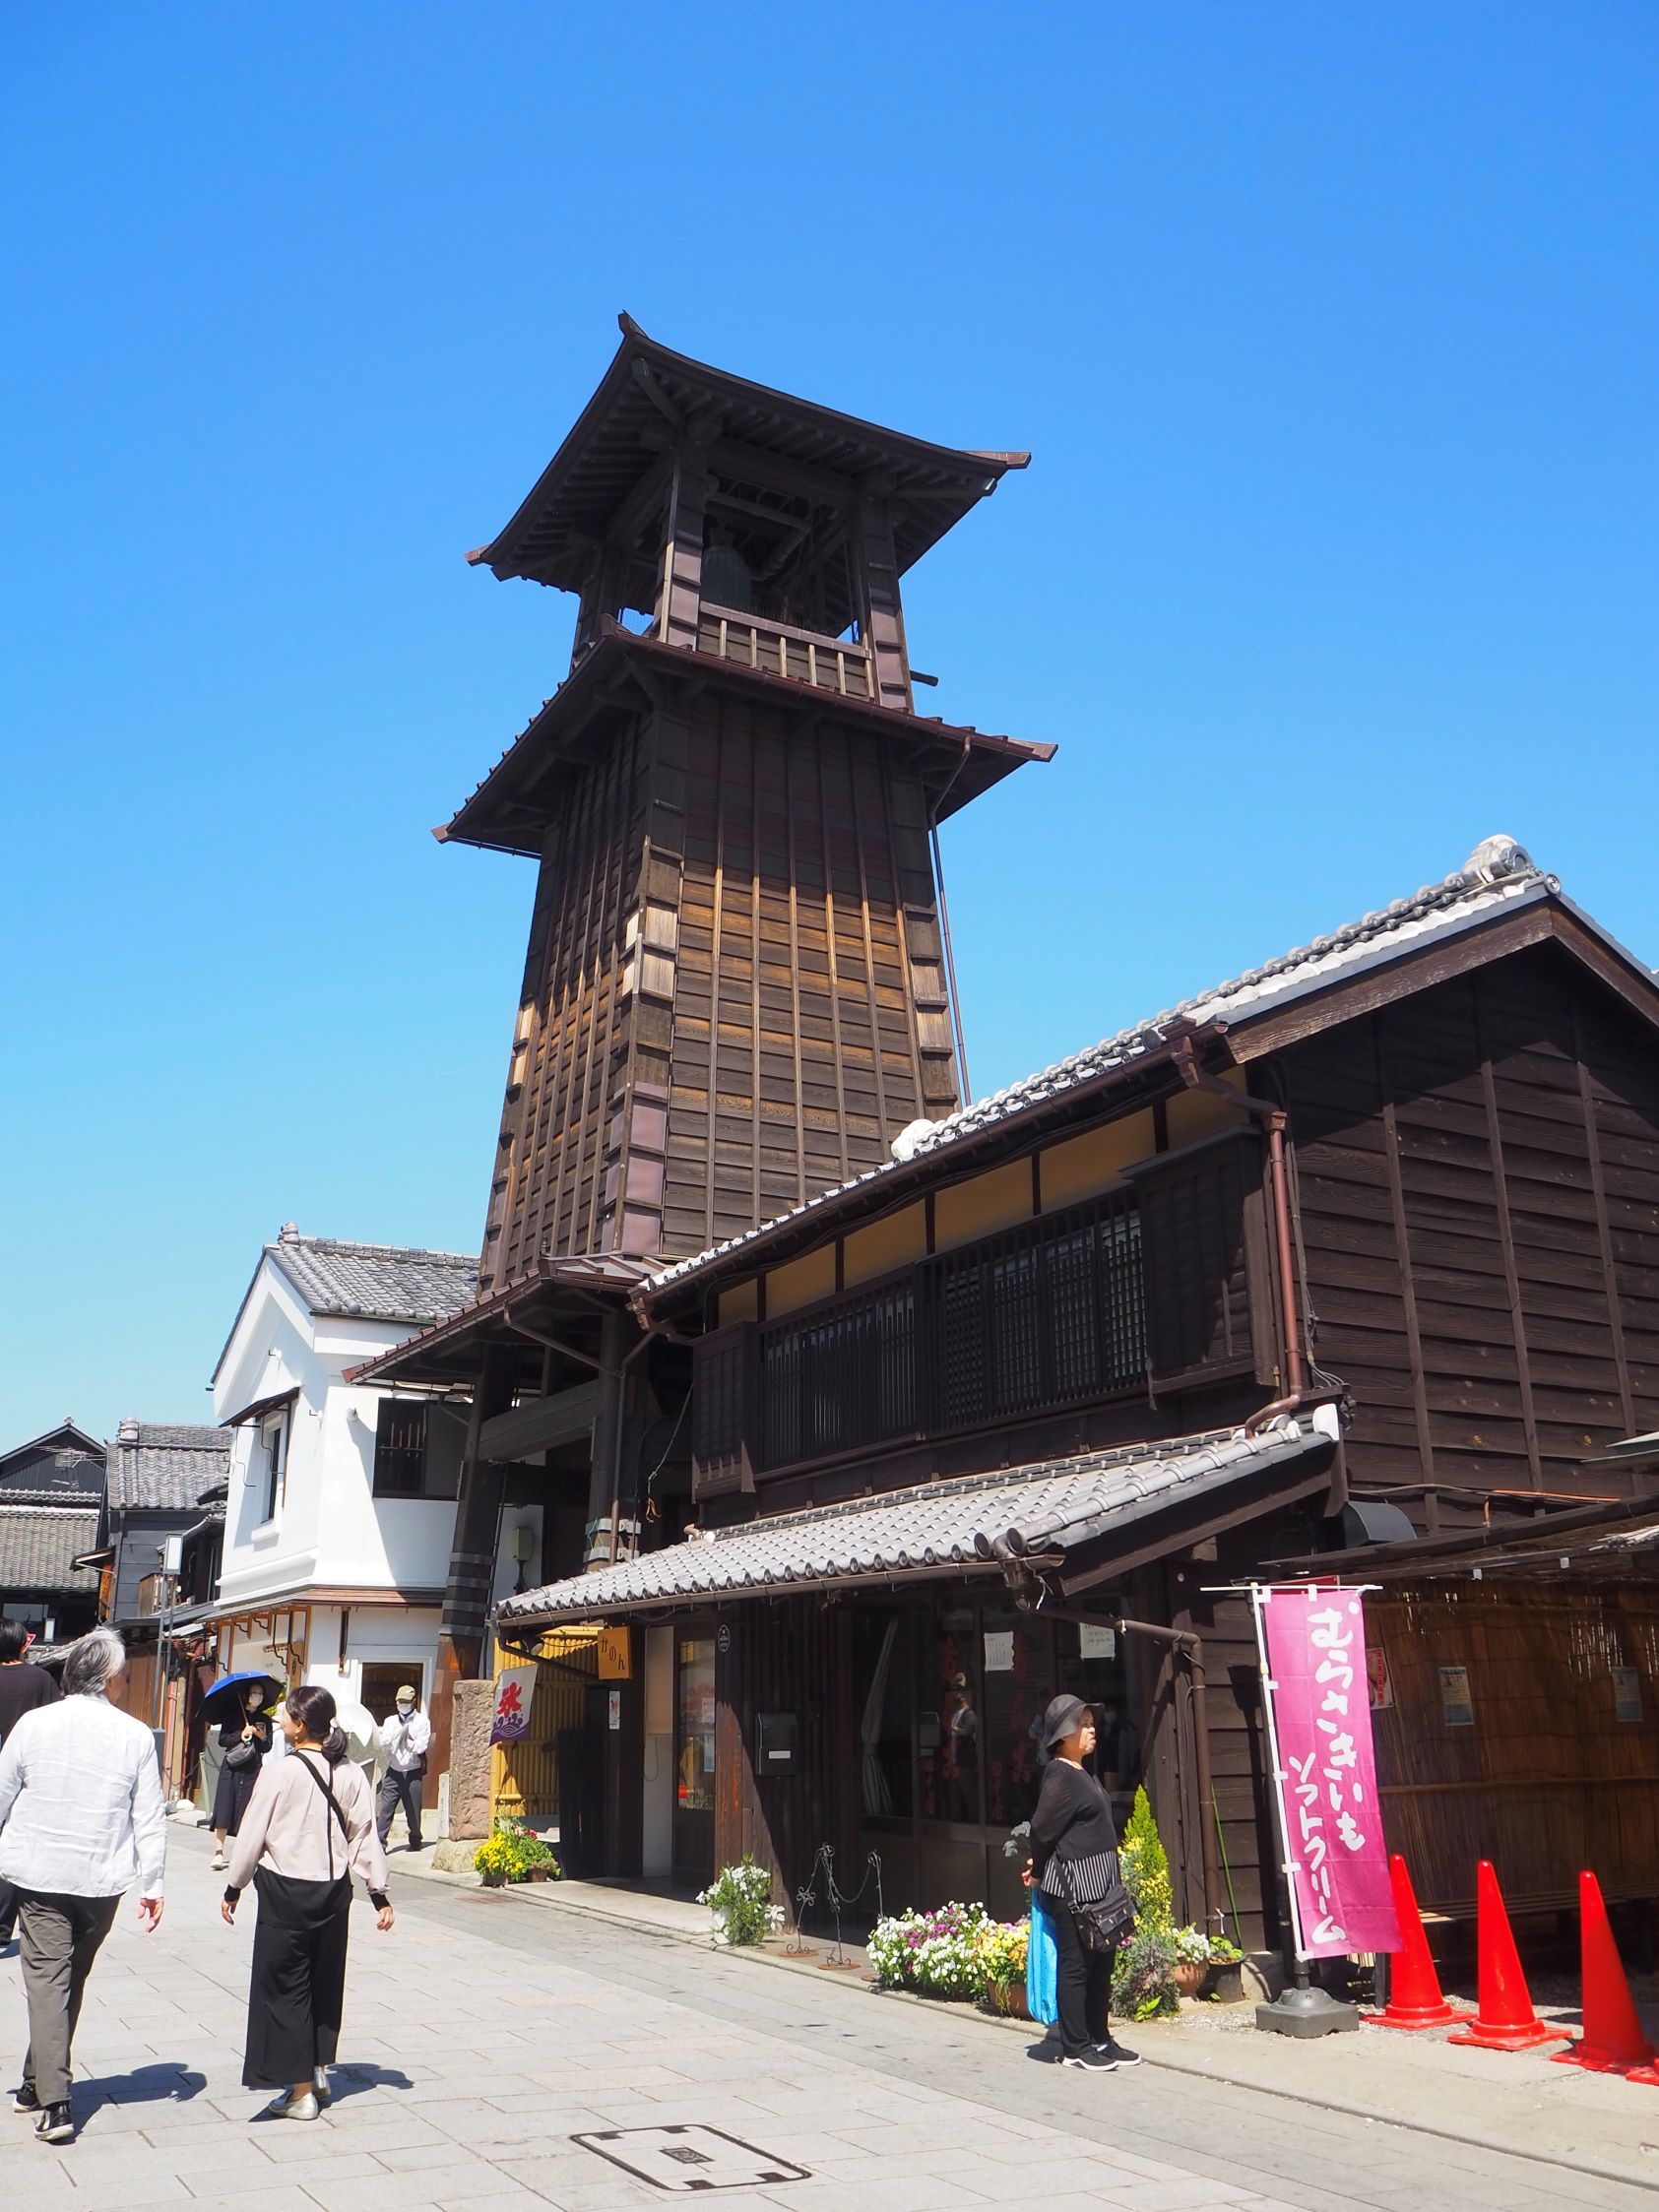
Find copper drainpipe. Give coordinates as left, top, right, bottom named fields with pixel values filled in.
left=1169, top=1036, right=1306, bottom=1432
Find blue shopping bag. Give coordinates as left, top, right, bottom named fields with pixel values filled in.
left=1027, top=1889, right=1058, bottom=2025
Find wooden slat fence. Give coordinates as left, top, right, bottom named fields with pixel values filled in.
left=1371, top=1580, right=1659, bottom=1916
left=488, top=1627, right=600, bottom=1826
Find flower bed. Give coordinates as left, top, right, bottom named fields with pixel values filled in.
left=867, top=1902, right=989, bottom=1999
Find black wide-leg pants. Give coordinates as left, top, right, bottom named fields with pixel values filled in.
left=1049, top=1896, right=1114, bottom=2055
left=243, top=1869, right=351, bottom=2089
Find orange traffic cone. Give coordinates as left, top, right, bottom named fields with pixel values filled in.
left=1447, top=1861, right=1569, bottom=2053
left=1364, top=1855, right=1467, bottom=2031
left=1556, top=1872, right=1655, bottom=2074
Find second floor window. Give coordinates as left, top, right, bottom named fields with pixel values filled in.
left=373, top=1401, right=429, bottom=1497
left=257, top=1412, right=287, bottom=1524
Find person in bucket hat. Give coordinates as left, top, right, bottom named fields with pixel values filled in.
left=1023, top=1694, right=1140, bottom=2072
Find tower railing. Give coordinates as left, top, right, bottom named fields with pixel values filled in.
left=695, top=600, right=876, bottom=700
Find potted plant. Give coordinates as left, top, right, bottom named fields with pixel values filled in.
left=473, top=1815, right=561, bottom=1886
left=1204, top=1933, right=1246, bottom=2003
left=696, top=1854, right=785, bottom=1946
left=974, top=1918, right=1031, bottom=2017
left=1170, top=1924, right=1211, bottom=1997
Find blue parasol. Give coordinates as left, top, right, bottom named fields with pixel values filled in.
left=195, top=1670, right=283, bottom=1720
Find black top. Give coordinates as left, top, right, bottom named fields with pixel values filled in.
left=1028, top=1757, right=1118, bottom=1880
left=218, top=1715, right=272, bottom=1751
left=0, top=1661, right=58, bottom=1741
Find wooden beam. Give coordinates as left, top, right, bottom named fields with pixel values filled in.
left=1574, top=1000, right=1636, bottom=1435
left=1477, top=996, right=1544, bottom=1492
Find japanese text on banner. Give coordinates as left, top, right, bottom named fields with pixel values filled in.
left=1260, top=1587, right=1399, bottom=1958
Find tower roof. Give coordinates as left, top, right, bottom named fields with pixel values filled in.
left=467, top=313, right=1030, bottom=596
left=435, top=622, right=1055, bottom=856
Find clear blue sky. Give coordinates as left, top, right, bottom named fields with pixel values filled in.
left=5, top=5, right=1656, bottom=1445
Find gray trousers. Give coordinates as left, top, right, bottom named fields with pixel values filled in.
left=18, top=1891, right=120, bottom=2106
left=376, top=1767, right=423, bottom=1850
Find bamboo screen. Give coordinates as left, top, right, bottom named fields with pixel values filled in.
left=1370, top=1580, right=1659, bottom=1916
left=488, top=1627, right=599, bottom=1827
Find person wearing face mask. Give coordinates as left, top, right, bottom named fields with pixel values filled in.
left=210, top=1685, right=274, bottom=1873
left=374, top=1685, right=429, bottom=1855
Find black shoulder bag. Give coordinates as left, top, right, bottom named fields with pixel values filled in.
left=1056, top=1853, right=1137, bottom=1955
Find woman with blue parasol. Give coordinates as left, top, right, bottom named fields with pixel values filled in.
left=201, top=1672, right=282, bottom=1871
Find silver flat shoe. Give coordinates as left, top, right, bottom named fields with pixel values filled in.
left=264, top=2089, right=318, bottom=2121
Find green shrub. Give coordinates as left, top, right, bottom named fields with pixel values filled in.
left=1118, top=1785, right=1173, bottom=1930
left=1112, top=1923, right=1180, bottom=2019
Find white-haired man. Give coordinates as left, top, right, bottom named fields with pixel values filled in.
left=0, top=1627, right=165, bottom=2143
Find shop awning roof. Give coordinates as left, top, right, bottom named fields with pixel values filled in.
left=495, top=1418, right=1334, bottom=1626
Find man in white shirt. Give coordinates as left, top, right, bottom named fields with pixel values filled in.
left=375, top=1683, right=430, bottom=1854
left=0, top=1626, right=165, bottom=2144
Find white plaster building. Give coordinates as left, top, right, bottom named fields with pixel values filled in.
left=205, top=1228, right=483, bottom=1742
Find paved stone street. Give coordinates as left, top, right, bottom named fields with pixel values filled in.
left=2, top=1826, right=1653, bottom=2212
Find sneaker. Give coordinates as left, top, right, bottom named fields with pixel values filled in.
left=12, top=2084, right=38, bottom=2117
left=264, top=2089, right=318, bottom=2121
left=34, top=2104, right=72, bottom=2145
left=211, top=1853, right=228, bottom=1871
left=1058, top=2047, right=1115, bottom=2069
left=1094, top=2038, right=1142, bottom=2068
left=312, top=2067, right=331, bottom=2106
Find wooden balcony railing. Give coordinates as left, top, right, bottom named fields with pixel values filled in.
left=697, top=601, right=875, bottom=700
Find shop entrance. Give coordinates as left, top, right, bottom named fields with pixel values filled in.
left=853, top=1596, right=1144, bottom=1921
left=671, top=1630, right=717, bottom=1887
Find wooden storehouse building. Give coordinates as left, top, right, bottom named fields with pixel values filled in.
left=488, top=835, right=1659, bottom=1941
left=359, top=319, right=1659, bottom=1943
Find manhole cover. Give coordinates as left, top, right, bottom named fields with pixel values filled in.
left=572, top=2124, right=810, bottom=2191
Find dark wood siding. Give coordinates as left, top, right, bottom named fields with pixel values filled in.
left=481, top=682, right=964, bottom=1279
left=657, top=691, right=955, bottom=1256
left=714, top=1598, right=847, bottom=1910
left=1279, top=944, right=1659, bottom=1515
left=1133, top=1132, right=1273, bottom=1387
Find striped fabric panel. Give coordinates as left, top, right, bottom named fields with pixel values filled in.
left=1040, top=1848, right=1120, bottom=1905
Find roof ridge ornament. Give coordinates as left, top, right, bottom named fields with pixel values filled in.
left=1463, top=833, right=1535, bottom=886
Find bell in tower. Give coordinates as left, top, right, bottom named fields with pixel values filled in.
left=454, top=313, right=1053, bottom=1281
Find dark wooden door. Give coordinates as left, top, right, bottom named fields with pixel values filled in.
left=672, top=1631, right=717, bottom=1886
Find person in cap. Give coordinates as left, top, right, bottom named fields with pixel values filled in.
left=1022, top=1693, right=1140, bottom=2071
left=374, top=1684, right=429, bottom=1854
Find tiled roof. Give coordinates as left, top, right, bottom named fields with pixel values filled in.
left=0, top=1507, right=102, bottom=1594
left=107, top=1423, right=232, bottom=1513
left=0, top=1422, right=104, bottom=1475
left=343, top=1251, right=661, bottom=1387
left=269, top=1232, right=478, bottom=1323
left=646, top=836, right=1555, bottom=1296
left=496, top=1418, right=1331, bottom=1624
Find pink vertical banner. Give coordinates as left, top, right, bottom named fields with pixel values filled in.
left=1258, top=1586, right=1399, bottom=1958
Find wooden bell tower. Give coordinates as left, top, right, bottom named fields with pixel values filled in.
left=449, top=315, right=1052, bottom=1283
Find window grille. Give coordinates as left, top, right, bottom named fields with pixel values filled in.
left=372, top=1401, right=428, bottom=1497
left=722, top=1191, right=1146, bottom=1475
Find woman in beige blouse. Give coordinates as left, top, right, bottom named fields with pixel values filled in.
left=222, top=1684, right=393, bottom=2120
